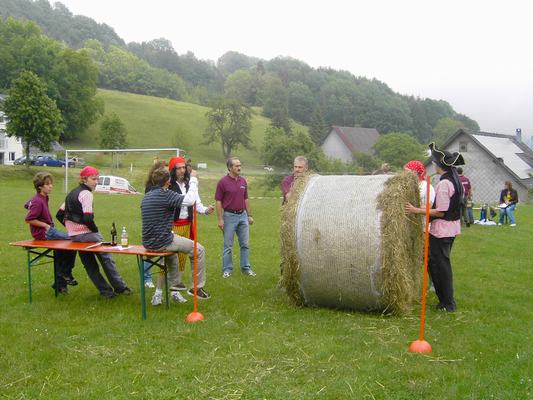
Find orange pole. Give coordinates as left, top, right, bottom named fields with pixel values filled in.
left=409, top=175, right=432, bottom=352
left=418, top=175, right=432, bottom=341
left=192, top=202, right=198, bottom=312
left=186, top=201, right=204, bottom=322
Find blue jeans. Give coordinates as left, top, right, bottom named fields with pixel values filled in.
left=499, top=204, right=516, bottom=224
left=222, top=211, right=251, bottom=273
left=143, top=260, right=153, bottom=283
left=45, top=227, right=76, bottom=288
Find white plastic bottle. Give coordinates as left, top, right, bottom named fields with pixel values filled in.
left=121, top=226, right=128, bottom=248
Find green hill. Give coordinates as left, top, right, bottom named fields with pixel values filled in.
left=68, top=89, right=306, bottom=174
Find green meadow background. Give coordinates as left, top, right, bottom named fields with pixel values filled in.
left=1, top=165, right=532, bottom=399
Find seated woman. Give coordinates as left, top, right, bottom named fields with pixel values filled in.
left=498, top=181, right=518, bottom=226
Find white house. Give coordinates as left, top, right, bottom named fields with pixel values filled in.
left=321, top=126, right=380, bottom=162
left=0, top=111, right=24, bottom=165
left=426, top=129, right=533, bottom=204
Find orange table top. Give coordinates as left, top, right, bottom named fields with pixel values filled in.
left=10, top=240, right=173, bottom=257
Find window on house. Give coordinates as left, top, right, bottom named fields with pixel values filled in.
left=9, top=152, right=15, bottom=161
left=459, top=141, right=468, bottom=152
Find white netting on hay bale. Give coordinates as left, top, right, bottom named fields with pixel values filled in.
left=280, top=172, right=423, bottom=315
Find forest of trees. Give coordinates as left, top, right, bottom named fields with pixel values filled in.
left=0, top=0, right=481, bottom=169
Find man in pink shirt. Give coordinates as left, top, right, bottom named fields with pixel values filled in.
left=215, top=157, right=255, bottom=278
left=405, top=143, right=464, bottom=312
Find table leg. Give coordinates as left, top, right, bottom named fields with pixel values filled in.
left=137, top=255, right=146, bottom=320
left=27, top=250, right=32, bottom=304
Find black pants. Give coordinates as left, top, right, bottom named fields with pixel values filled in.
left=428, top=234, right=456, bottom=309
left=53, top=250, right=76, bottom=290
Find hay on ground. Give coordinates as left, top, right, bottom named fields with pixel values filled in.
left=280, top=171, right=423, bottom=315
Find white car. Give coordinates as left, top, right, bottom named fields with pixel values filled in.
left=95, top=176, right=139, bottom=194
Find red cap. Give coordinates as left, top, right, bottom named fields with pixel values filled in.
left=168, top=156, right=186, bottom=171
left=404, top=160, right=425, bottom=181
left=80, top=166, right=99, bottom=177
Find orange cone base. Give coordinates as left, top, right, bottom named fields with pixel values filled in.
left=409, top=339, right=432, bottom=353
left=185, top=311, right=205, bottom=323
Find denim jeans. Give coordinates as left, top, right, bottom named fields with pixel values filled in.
left=499, top=204, right=516, bottom=224
left=143, top=260, right=153, bottom=283
left=222, top=211, right=251, bottom=273
left=45, top=227, right=76, bottom=289
left=71, top=231, right=128, bottom=296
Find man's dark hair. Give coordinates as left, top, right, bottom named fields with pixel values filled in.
left=33, top=172, right=52, bottom=192
left=457, top=167, right=463, bottom=175
left=151, top=168, right=170, bottom=187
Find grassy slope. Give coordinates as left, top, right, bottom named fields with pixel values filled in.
left=1, top=166, right=532, bottom=399
left=68, top=89, right=306, bottom=175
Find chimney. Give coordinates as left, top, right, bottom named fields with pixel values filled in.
left=516, top=128, right=522, bottom=142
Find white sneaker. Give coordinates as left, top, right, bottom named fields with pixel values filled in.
left=151, top=292, right=162, bottom=306
left=171, top=291, right=187, bottom=303
left=498, top=223, right=502, bottom=226
left=145, top=281, right=155, bottom=289
left=510, top=223, right=516, bottom=227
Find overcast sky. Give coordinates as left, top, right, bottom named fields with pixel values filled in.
left=58, top=0, right=533, bottom=143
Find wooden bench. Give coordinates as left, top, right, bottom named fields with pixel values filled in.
left=10, top=240, right=174, bottom=320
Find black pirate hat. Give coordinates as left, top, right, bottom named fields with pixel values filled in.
left=429, top=142, right=465, bottom=168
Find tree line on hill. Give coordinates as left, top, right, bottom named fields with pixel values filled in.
left=1, top=0, right=480, bottom=174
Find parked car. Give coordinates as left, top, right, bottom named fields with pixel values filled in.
left=59, top=158, right=76, bottom=168
left=13, top=155, right=36, bottom=165
left=95, top=176, right=139, bottom=194
left=33, top=156, right=65, bottom=167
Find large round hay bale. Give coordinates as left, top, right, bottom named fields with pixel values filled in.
left=280, top=171, right=423, bottom=315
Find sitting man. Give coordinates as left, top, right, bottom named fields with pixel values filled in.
left=141, top=167, right=210, bottom=305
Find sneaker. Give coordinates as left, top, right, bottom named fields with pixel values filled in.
left=187, top=287, right=211, bottom=300
left=243, top=269, right=257, bottom=277
left=144, top=281, right=155, bottom=289
left=116, top=287, right=133, bottom=295
left=64, top=275, right=78, bottom=286
left=101, top=291, right=117, bottom=299
left=510, top=223, right=516, bottom=227
left=498, top=223, right=502, bottom=226
left=170, top=282, right=187, bottom=291
left=151, top=291, right=163, bottom=306
left=435, top=303, right=456, bottom=312
left=222, top=271, right=231, bottom=278
left=171, top=291, right=187, bottom=303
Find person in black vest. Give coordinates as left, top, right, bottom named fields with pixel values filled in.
left=57, top=166, right=131, bottom=299
left=405, top=143, right=464, bottom=312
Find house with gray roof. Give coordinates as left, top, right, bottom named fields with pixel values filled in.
left=321, top=126, right=380, bottom=163
left=426, top=129, right=533, bottom=204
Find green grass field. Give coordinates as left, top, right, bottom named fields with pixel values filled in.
left=1, top=166, right=532, bottom=399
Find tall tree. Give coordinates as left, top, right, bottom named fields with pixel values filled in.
left=4, top=70, right=63, bottom=166
left=0, top=18, right=102, bottom=139
left=99, top=112, right=127, bottom=149
left=203, top=98, right=252, bottom=159
left=432, top=117, right=465, bottom=146
left=373, top=132, right=425, bottom=168
left=309, top=107, right=329, bottom=145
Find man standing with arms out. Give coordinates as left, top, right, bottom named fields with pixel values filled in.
left=281, top=156, right=308, bottom=205
left=405, top=143, right=464, bottom=312
left=215, top=157, right=256, bottom=278
left=167, top=156, right=214, bottom=294
left=457, top=167, right=473, bottom=227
